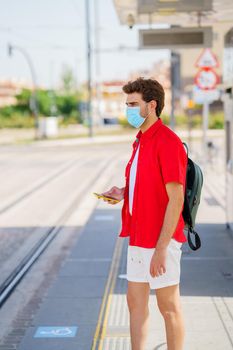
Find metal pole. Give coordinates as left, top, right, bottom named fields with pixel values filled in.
left=94, top=0, right=102, bottom=126
left=170, top=51, right=175, bottom=130
left=85, top=0, right=93, bottom=137
left=202, top=95, right=209, bottom=163
left=8, top=44, right=39, bottom=139
left=187, top=109, right=192, bottom=154
left=170, top=50, right=181, bottom=131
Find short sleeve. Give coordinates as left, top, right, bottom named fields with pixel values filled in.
left=158, top=137, right=187, bottom=185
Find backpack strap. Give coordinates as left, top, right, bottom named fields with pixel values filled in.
left=183, top=189, right=193, bottom=227
left=182, top=142, right=189, bottom=157
left=187, top=227, right=201, bottom=251
left=184, top=188, right=201, bottom=250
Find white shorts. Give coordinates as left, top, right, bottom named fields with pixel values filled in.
left=126, top=238, right=183, bottom=289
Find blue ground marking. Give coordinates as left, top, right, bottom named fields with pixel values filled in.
left=34, top=326, right=78, bottom=338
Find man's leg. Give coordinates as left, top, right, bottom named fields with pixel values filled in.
left=126, top=281, right=150, bottom=350
left=155, top=283, right=185, bottom=350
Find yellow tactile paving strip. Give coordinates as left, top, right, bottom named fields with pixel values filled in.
left=91, top=236, right=125, bottom=350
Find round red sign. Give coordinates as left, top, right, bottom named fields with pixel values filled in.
left=195, top=68, right=219, bottom=90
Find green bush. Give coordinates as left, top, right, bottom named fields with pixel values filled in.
left=209, top=112, right=224, bottom=129
left=188, top=114, right=202, bottom=128
left=59, top=112, right=82, bottom=126
left=0, top=88, right=83, bottom=128
left=160, top=114, right=170, bottom=125
left=0, top=112, right=34, bottom=128
left=56, top=95, right=82, bottom=123
left=118, top=117, right=130, bottom=128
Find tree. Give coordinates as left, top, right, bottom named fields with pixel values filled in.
left=60, top=65, right=77, bottom=94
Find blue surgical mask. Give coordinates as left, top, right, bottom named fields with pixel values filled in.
left=126, top=106, right=146, bottom=128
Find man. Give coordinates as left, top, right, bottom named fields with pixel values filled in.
left=102, top=77, right=187, bottom=350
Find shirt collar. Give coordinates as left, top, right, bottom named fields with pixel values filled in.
left=134, top=118, right=163, bottom=145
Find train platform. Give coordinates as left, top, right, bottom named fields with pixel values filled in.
left=2, top=159, right=233, bottom=350
left=13, top=188, right=233, bottom=350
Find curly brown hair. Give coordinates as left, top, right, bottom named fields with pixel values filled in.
left=122, top=77, right=165, bottom=117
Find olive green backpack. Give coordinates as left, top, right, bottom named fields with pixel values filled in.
left=182, top=142, right=203, bottom=251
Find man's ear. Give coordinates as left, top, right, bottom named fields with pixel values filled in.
left=150, top=100, right=157, bottom=113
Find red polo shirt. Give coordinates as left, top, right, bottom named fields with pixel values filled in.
left=119, top=118, right=188, bottom=248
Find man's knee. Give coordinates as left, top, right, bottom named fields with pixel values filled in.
left=158, top=299, right=181, bottom=320
left=157, top=298, right=182, bottom=319
left=156, top=287, right=182, bottom=319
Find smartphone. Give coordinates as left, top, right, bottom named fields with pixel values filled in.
left=93, top=192, right=120, bottom=204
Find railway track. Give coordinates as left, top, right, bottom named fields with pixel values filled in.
left=0, top=153, right=88, bottom=215
left=0, top=150, right=122, bottom=307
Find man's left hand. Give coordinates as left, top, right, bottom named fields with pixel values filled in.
left=150, top=248, right=167, bottom=278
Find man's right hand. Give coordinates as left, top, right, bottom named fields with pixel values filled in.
left=102, top=186, right=125, bottom=204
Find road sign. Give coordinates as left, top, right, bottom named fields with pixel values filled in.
left=193, top=86, right=220, bottom=104
left=194, top=49, right=219, bottom=164
left=195, top=48, right=219, bottom=68
left=195, top=68, right=219, bottom=90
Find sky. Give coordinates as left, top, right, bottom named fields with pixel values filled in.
left=0, top=0, right=169, bottom=88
